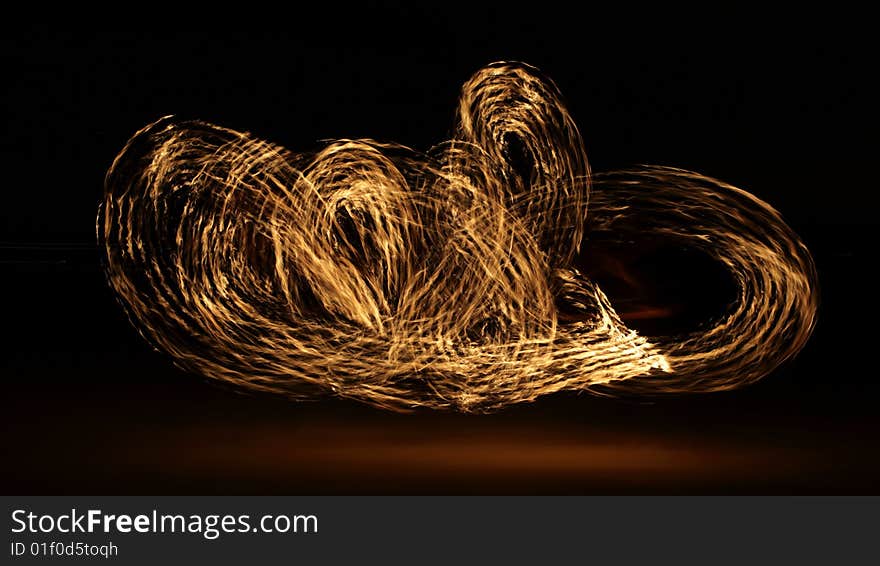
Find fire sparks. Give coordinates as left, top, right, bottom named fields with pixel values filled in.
left=98, top=62, right=818, bottom=411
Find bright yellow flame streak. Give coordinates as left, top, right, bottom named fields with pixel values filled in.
left=98, top=62, right=818, bottom=412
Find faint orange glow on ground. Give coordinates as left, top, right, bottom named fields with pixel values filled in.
left=4, top=381, right=859, bottom=494
left=167, top=421, right=808, bottom=489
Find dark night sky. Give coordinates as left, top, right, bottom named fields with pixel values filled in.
left=2, top=17, right=878, bottom=493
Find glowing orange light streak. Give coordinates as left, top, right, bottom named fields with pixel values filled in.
left=99, top=62, right=818, bottom=411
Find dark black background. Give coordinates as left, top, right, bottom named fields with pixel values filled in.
left=2, top=15, right=877, bottom=493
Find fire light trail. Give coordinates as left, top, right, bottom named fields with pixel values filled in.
left=98, top=62, right=818, bottom=412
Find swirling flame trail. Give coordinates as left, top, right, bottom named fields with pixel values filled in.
left=99, top=62, right=818, bottom=412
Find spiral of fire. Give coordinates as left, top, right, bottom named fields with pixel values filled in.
left=98, top=62, right=818, bottom=412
